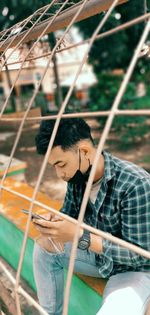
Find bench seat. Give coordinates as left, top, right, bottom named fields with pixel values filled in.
left=0, top=178, right=107, bottom=306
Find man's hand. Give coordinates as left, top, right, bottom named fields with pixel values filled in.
left=38, top=212, right=60, bottom=222
left=33, top=218, right=83, bottom=243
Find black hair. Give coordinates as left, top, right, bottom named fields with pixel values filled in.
left=35, top=118, right=94, bottom=155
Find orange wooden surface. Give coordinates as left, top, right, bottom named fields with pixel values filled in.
left=0, top=178, right=62, bottom=239
left=0, top=177, right=107, bottom=295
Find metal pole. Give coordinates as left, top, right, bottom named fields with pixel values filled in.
left=0, top=0, right=128, bottom=52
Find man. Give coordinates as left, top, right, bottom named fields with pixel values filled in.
left=33, top=118, right=150, bottom=315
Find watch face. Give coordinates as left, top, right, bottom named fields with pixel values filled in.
left=78, top=230, right=90, bottom=250
left=78, top=239, right=90, bottom=250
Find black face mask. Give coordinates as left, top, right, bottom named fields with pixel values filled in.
left=68, top=150, right=91, bottom=185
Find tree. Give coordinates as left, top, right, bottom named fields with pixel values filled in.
left=77, top=0, right=150, bottom=73
left=0, top=0, right=64, bottom=111
left=76, top=0, right=150, bottom=144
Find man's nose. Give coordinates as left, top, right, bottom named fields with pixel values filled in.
left=55, top=167, right=64, bottom=179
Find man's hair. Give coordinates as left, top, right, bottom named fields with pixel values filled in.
left=35, top=118, right=94, bottom=154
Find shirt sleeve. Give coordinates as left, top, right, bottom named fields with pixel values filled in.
left=100, top=178, right=150, bottom=276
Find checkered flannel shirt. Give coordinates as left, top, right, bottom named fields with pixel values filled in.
left=61, top=151, right=150, bottom=277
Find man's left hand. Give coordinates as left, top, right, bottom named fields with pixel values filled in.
left=33, top=218, right=83, bottom=243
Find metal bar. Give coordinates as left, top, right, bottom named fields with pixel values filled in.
left=0, top=0, right=128, bottom=53
left=1, top=109, right=150, bottom=122
left=13, top=0, right=90, bottom=304
left=0, top=1, right=71, bottom=313
left=0, top=0, right=74, bottom=202
left=0, top=28, right=14, bottom=49
left=0, top=1, right=149, bottom=314
left=2, top=188, right=77, bottom=225
left=0, top=1, right=57, bottom=70
left=5, top=12, right=150, bottom=67
left=56, top=12, right=150, bottom=53
left=1, top=18, right=35, bottom=66
left=0, top=0, right=69, bottom=117
left=63, top=0, right=121, bottom=313
left=0, top=279, right=18, bottom=315
left=0, top=260, right=49, bottom=315
left=0, top=21, right=25, bottom=53
left=1, top=183, right=150, bottom=260
left=0, top=184, right=77, bottom=222
left=65, top=17, right=150, bottom=315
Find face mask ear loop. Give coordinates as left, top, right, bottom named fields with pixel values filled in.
left=79, top=149, right=81, bottom=171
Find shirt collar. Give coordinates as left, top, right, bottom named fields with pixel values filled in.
left=102, top=150, right=115, bottom=182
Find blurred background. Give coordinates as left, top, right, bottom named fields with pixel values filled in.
left=0, top=2, right=150, bottom=313
left=0, top=0, right=150, bottom=202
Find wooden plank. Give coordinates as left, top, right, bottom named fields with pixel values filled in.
left=0, top=177, right=61, bottom=239
left=76, top=274, right=106, bottom=296
left=0, top=0, right=128, bottom=52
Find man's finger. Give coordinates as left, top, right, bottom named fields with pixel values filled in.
left=33, top=219, right=59, bottom=228
left=34, top=225, right=57, bottom=235
left=51, top=215, right=63, bottom=222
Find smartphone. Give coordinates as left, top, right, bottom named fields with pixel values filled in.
left=21, top=209, right=48, bottom=221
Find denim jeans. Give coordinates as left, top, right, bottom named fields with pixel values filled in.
left=33, top=242, right=150, bottom=315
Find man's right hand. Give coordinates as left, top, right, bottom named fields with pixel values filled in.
left=34, top=211, right=64, bottom=253
left=41, top=212, right=62, bottom=222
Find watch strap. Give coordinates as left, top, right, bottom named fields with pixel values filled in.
left=78, top=229, right=91, bottom=250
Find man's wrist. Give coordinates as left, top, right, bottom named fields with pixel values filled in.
left=78, top=229, right=91, bottom=250
left=71, top=226, right=83, bottom=242
left=90, top=233, right=103, bottom=254
left=71, top=227, right=102, bottom=254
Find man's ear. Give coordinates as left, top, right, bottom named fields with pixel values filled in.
left=79, top=143, right=91, bottom=159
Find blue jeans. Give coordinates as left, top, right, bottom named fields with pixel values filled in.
left=33, top=242, right=150, bottom=315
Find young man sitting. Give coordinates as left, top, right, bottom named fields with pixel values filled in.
left=33, top=118, right=150, bottom=315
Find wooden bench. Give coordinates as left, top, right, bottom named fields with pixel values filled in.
left=0, top=177, right=107, bottom=297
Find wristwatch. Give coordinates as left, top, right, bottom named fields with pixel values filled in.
left=78, top=230, right=91, bottom=250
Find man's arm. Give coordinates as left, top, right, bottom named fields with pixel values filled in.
left=99, top=178, right=150, bottom=268
left=90, top=233, right=103, bottom=254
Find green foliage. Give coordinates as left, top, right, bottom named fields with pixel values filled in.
left=79, top=13, right=128, bottom=72
left=89, top=72, right=150, bottom=143
left=89, top=72, right=136, bottom=111
left=77, top=0, right=150, bottom=74
left=77, top=0, right=150, bottom=144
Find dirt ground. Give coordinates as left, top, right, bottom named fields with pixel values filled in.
left=0, top=119, right=150, bottom=203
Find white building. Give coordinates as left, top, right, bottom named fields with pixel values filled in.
left=0, top=27, right=97, bottom=111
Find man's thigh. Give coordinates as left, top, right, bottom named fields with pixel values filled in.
left=62, top=242, right=101, bottom=278
left=97, top=271, right=150, bottom=315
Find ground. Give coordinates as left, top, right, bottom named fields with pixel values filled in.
left=0, top=118, right=150, bottom=204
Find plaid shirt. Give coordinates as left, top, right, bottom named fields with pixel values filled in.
left=61, top=151, right=150, bottom=278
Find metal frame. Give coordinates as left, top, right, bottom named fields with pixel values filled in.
left=0, top=0, right=150, bottom=314
left=0, top=0, right=127, bottom=52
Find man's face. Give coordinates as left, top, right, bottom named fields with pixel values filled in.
left=48, top=145, right=88, bottom=182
